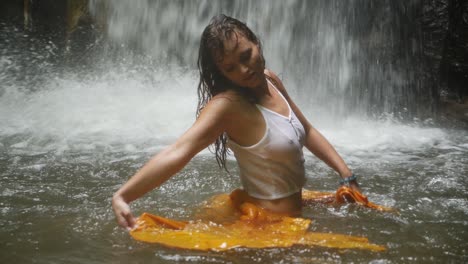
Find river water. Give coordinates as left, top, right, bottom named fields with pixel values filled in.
left=1, top=1, right=468, bottom=263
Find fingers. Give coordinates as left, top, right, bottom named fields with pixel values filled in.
left=122, top=211, right=136, bottom=230
left=113, top=196, right=136, bottom=231
left=117, top=211, right=135, bottom=231
left=350, top=181, right=361, bottom=193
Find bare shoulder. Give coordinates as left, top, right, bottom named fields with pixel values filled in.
left=265, top=70, right=311, bottom=129
left=200, top=90, right=246, bottom=118
left=264, top=69, right=289, bottom=96
left=264, top=69, right=281, bottom=83
left=211, top=89, right=246, bottom=108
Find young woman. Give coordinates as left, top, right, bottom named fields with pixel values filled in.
left=112, top=14, right=360, bottom=230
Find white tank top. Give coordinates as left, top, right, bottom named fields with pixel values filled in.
left=227, top=80, right=306, bottom=200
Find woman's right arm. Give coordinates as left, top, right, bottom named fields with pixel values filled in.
left=112, top=96, right=233, bottom=230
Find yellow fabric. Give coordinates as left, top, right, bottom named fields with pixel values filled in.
left=302, top=186, right=395, bottom=212
left=130, top=186, right=391, bottom=251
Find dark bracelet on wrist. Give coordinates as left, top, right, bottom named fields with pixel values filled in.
left=339, top=174, right=357, bottom=186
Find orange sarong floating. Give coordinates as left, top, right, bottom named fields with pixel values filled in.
left=130, top=186, right=392, bottom=251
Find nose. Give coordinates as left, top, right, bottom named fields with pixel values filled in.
left=239, top=64, right=254, bottom=81
left=239, top=64, right=249, bottom=75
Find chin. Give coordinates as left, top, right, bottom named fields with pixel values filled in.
left=250, top=72, right=265, bottom=86
left=244, top=79, right=259, bottom=89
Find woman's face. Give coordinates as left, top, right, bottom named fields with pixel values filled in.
left=215, top=32, right=265, bottom=89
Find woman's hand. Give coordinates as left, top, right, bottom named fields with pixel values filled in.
left=109, top=95, right=230, bottom=230
left=112, top=195, right=136, bottom=231
left=349, top=180, right=362, bottom=194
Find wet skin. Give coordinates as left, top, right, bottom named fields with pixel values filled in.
left=215, top=33, right=266, bottom=91
left=215, top=32, right=303, bottom=215
left=112, top=30, right=355, bottom=229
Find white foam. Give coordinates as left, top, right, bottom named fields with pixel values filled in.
left=315, top=116, right=449, bottom=155
left=0, top=59, right=463, bottom=157
left=0, top=65, right=198, bottom=153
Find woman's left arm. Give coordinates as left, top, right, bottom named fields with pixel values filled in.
left=266, top=71, right=360, bottom=190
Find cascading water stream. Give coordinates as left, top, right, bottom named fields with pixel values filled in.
left=89, top=0, right=435, bottom=119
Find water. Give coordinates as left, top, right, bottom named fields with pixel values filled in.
left=89, top=0, right=434, bottom=117
left=1, top=1, right=468, bottom=263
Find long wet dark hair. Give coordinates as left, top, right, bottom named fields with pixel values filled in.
left=196, top=14, right=265, bottom=171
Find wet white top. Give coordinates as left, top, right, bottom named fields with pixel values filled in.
left=227, top=80, right=306, bottom=200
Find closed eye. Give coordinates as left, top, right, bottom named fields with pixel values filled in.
left=224, top=65, right=235, bottom=72
left=240, top=48, right=252, bottom=62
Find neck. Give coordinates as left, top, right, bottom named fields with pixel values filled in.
left=252, top=74, right=270, bottom=99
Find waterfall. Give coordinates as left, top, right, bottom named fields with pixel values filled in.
left=89, top=0, right=434, bottom=120
left=0, top=0, right=449, bottom=154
